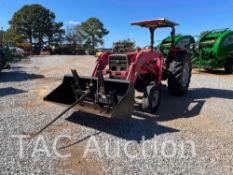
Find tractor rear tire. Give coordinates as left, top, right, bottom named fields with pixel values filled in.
left=168, top=52, right=192, bottom=96
left=142, top=85, right=161, bottom=113
left=224, top=59, right=233, bottom=74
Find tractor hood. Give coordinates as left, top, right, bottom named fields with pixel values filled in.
left=109, top=51, right=138, bottom=64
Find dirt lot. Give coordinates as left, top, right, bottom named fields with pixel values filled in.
left=0, top=55, right=233, bottom=174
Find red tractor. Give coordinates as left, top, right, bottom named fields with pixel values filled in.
left=45, top=18, right=192, bottom=120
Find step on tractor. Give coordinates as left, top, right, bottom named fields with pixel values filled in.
left=159, top=34, right=195, bottom=58
left=191, top=28, right=233, bottom=74
left=26, top=18, right=192, bottom=137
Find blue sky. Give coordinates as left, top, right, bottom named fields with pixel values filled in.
left=1, top=0, right=233, bottom=47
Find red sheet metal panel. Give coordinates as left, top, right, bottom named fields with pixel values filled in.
left=131, top=18, right=178, bottom=28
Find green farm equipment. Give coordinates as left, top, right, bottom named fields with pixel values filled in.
left=159, top=34, right=195, bottom=57
left=191, top=29, right=233, bottom=74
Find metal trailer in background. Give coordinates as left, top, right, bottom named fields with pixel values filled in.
left=191, top=29, right=233, bottom=74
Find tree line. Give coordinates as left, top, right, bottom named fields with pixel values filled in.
left=4, top=4, right=109, bottom=53
left=3, top=4, right=136, bottom=53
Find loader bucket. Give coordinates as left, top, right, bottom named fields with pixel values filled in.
left=44, top=75, right=135, bottom=119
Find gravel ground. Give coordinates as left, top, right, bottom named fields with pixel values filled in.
left=0, top=55, right=232, bottom=175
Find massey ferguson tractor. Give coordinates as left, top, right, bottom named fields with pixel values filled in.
left=26, top=19, right=192, bottom=137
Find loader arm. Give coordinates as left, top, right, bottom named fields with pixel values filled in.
left=126, top=49, right=163, bottom=84
left=92, top=51, right=112, bottom=76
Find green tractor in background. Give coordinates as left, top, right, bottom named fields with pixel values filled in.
left=159, top=34, right=195, bottom=58
left=191, top=29, right=233, bottom=74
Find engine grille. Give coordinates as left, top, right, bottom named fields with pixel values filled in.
left=108, top=54, right=128, bottom=71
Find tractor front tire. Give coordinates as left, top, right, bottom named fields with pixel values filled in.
left=142, top=85, right=161, bottom=113
left=168, top=52, right=192, bottom=96
left=224, top=59, right=233, bottom=74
